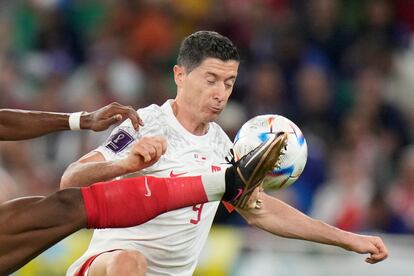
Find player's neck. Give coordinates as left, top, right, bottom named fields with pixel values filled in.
left=171, top=100, right=209, bottom=136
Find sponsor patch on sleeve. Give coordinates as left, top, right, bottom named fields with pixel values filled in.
left=105, top=129, right=134, bottom=153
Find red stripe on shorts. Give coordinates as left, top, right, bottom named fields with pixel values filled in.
left=75, top=249, right=119, bottom=276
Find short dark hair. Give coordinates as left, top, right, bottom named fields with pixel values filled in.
left=177, top=31, right=240, bottom=73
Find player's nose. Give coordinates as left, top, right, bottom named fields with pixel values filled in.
left=213, top=83, right=227, bottom=102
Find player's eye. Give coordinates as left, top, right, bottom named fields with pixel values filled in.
left=207, top=79, right=215, bottom=85
left=225, top=83, right=233, bottom=89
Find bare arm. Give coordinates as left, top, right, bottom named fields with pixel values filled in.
left=60, top=136, right=167, bottom=188
left=237, top=192, right=388, bottom=264
left=0, top=102, right=143, bottom=141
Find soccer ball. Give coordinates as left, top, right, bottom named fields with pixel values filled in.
left=233, top=114, right=307, bottom=190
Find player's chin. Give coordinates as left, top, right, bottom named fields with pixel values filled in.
left=205, top=112, right=220, bottom=122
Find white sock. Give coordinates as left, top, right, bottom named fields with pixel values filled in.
left=201, top=171, right=226, bottom=201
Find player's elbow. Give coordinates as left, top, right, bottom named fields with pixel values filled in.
left=60, top=173, right=72, bottom=190
left=60, top=163, right=78, bottom=189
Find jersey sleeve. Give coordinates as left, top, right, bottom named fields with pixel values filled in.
left=95, top=118, right=139, bottom=161
left=95, top=105, right=163, bottom=161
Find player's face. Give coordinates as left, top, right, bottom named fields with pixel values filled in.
left=174, top=58, right=239, bottom=123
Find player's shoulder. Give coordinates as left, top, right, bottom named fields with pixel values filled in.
left=138, top=103, right=167, bottom=123
left=137, top=103, right=162, bottom=116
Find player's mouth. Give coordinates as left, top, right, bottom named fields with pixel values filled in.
left=208, top=106, right=223, bottom=113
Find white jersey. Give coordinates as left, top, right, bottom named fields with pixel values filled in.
left=67, top=100, right=232, bottom=276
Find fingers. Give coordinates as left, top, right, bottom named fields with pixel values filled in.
left=372, top=237, right=388, bottom=262
left=108, top=103, right=143, bottom=130
left=93, top=102, right=143, bottom=131
left=132, top=136, right=167, bottom=163
left=246, top=186, right=263, bottom=210
left=365, top=252, right=387, bottom=264
left=119, top=107, right=143, bottom=130
left=105, top=114, right=123, bottom=126
left=365, top=237, right=388, bottom=264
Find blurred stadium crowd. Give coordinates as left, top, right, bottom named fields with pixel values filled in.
left=1, top=0, right=414, bottom=235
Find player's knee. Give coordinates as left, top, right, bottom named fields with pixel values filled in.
left=107, top=250, right=147, bottom=275
left=53, top=189, right=84, bottom=223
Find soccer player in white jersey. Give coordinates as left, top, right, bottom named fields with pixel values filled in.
left=63, top=31, right=388, bottom=276
left=0, top=104, right=285, bottom=275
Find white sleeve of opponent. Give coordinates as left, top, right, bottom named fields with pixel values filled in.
left=95, top=118, right=139, bottom=161
left=95, top=106, right=162, bottom=161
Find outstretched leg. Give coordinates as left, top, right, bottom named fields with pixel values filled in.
left=0, top=173, right=210, bottom=274
left=0, top=174, right=210, bottom=274
left=0, top=189, right=85, bottom=275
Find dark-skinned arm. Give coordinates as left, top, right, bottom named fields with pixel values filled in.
left=0, top=102, right=143, bottom=141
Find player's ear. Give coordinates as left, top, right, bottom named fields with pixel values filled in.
left=173, top=65, right=185, bottom=87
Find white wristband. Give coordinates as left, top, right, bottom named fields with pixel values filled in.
left=69, top=112, right=84, bottom=131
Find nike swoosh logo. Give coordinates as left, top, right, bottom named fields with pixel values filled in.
left=169, top=171, right=188, bottom=177
left=144, top=177, right=151, bottom=197
left=231, top=188, right=244, bottom=201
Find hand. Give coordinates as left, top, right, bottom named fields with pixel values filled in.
left=81, top=102, right=144, bottom=131
left=118, top=136, right=167, bottom=173
left=344, top=234, right=388, bottom=264
left=245, top=186, right=264, bottom=210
